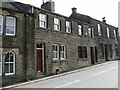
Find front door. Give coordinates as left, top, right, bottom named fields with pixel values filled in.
left=37, top=49, right=43, bottom=72
left=105, top=44, right=109, bottom=61
left=95, top=46, right=98, bottom=62
left=90, top=47, right=95, bottom=64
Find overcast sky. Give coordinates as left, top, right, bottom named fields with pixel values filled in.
left=14, top=0, right=119, bottom=27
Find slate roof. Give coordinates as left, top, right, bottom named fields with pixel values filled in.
left=0, top=1, right=33, bottom=15
left=69, top=12, right=92, bottom=24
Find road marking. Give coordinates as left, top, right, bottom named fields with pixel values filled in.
left=93, top=67, right=117, bottom=76
left=55, top=80, right=80, bottom=88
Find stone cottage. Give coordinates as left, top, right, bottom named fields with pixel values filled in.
left=0, top=0, right=119, bottom=86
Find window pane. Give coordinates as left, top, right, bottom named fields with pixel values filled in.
left=53, top=45, right=58, bottom=51
left=40, top=14, right=46, bottom=21
left=54, top=18, right=59, bottom=24
left=53, top=52, right=57, bottom=58
left=0, top=64, right=1, bottom=75
left=53, top=45, right=59, bottom=59
left=88, top=28, right=92, bottom=37
left=0, top=51, right=2, bottom=75
left=114, top=30, right=116, bottom=37
left=78, top=29, right=82, bottom=35
left=0, top=17, right=2, bottom=24
left=78, top=46, right=82, bottom=58
left=60, top=52, right=64, bottom=58
left=6, top=18, right=15, bottom=26
left=66, top=21, right=70, bottom=27
left=0, top=16, right=3, bottom=35
left=107, top=27, right=110, bottom=37
left=98, top=24, right=101, bottom=36
left=5, top=63, right=9, bottom=73
left=54, top=25, right=59, bottom=30
left=6, top=26, right=15, bottom=35
left=5, top=53, right=9, bottom=62
left=0, top=25, right=2, bottom=34
left=10, top=63, right=13, bottom=73
left=83, top=47, right=87, bottom=58
left=53, top=45, right=56, bottom=51
left=10, top=53, right=14, bottom=62
left=0, top=53, right=1, bottom=62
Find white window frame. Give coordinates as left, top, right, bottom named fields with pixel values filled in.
left=5, top=52, right=15, bottom=76
left=6, top=17, right=16, bottom=36
left=0, top=51, right=2, bottom=76
left=39, top=13, right=47, bottom=28
left=66, top=21, right=71, bottom=33
left=0, top=15, right=3, bottom=35
left=78, top=25, right=82, bottom=35
left=98, top=24, right=101, bottom=36
left=60, top=45, right=66, bottom=60
left=107, top=27, right=110, bottom=38
left=54, top=18, right=60, bottom=31
left=114, top=30, right=117, bottom=37
left=53, top=44, right=59, bottom=60
left=88, top=28, right=92, bottom=37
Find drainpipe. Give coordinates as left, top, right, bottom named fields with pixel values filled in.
left=24, top=14, right=28, bottom=81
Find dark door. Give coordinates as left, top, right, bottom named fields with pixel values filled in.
left=37, top=49, right=43, bottom=72
left=105, top=44, right=109, bottom=61
left=95, top=46, right=98, bottom=62
left=90, top=47, right=95, bottom=64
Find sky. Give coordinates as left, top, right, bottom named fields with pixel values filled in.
left=13, top=0, right=119, bottom=27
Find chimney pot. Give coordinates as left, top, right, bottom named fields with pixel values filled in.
left=72, top=7, right=77, bottom=13
left=102, top=17, right=106, bottom=23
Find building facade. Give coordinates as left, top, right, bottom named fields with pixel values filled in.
left=0, top=1, right=119, bottom=86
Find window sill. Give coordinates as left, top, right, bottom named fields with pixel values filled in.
left=5, top=73, right=15, bottom=76
left=77, top=58, right=88, bottom=61
left=6, top=34, right=16, bottom=36
left=53, top=59, right=67, bottom=62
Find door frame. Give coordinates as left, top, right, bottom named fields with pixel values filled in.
left=105, top=44, right=109, bottom=61
left=90, top=47, right=95, bottom=64
left=36, top=44, right=45, bottom=73
left=95, top=46, right=98, bottom=62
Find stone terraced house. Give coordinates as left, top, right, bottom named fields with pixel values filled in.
left=0, top=0, right=120, bottom=86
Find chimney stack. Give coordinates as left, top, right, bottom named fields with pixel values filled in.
left=72, top=7, right=77, bottom=13
left=41, top=0, right=55, bottom=13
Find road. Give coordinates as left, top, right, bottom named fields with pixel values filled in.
left=14, top=61, right=118, bottom=88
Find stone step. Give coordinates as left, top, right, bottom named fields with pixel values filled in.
left=36, top=72, right=46, bottom=78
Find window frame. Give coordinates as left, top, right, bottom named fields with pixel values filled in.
left=0, top=15, right=3, bottom=35
left=107, top=27, right=110, bottom=38
left=78, top=46, right=82, bottom=58
left=0, top=51, right=2, bottom=76
left=39, top=13, right=47, bottom=28
left=6, top=17, right=16, bottom=36
left=54, top=17, right=60, bottom=31
left=88, top=27, right=92, bottom=37
left=5, top=52, right=15, bottom=76
left=78, top=25, right=82, bottom=35
left=114, top=30, right=117, bottom=37
left=60, top=45, right=66, bottom=60
left=97, top=24, right=101, bottom=36
left=66, top=21, right=71, bottom=33
left=53, top=44, right=59, bottom=60
left=78, top=46, right=87, bottom=58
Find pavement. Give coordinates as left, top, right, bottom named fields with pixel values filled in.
left=2, top=60, right=118, bottom=89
